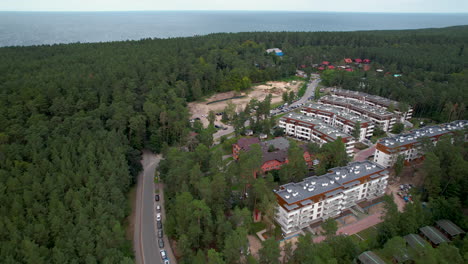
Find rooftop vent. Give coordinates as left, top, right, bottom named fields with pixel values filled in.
left=293, top=192, right=299, bottom=197
left=342, top=174, right=347, bottom=178
left=287, top=189, right=292, bottom=193
left=308, top=187, right=315, bottom=192
left=335, top=176, right=340, bottom=180
left=372, top=164, right=376, bottom=168
left=311, top=181, right=316, bottom=185
left=285, top=195, right=290, bottom=199
left=355, top=171, right=360, bottom=174
left=336, top=171, right=341, bottom=175
left=330, top=181, right=335, bottom=184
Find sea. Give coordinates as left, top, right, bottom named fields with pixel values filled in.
left=1, top=11, right=468, bottom=47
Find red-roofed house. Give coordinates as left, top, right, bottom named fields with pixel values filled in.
left=232, top=137, right=260, bottom=160
left=344, top=58, right=353, bottom=63
left=363, top=59, right=371, bottom=64
left=345, top=68, right=354, bottom=72
left=354, top=58, right=362, bottom=63
left=318, top=66, right=325, bottom=71
left=300, top=64, right=307, bottom=69
left=363, top=65, right=371, bottom=71
left=322, top=61, right=330, bottom=65
left=233, top=137, right=314, bottom=176
left=328, top=65, right=335, bottom=70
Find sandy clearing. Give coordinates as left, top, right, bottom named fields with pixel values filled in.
left=188, top=80, right=304, bottom=126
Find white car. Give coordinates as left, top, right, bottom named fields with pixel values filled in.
left=160, top=250, right=167, bottom=260
left=156, top=213, right=161, bottom=221
left=156, top=205, right=161, bottom=212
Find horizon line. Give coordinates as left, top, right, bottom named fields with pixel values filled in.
left=1, top=10, right=468, bottom=14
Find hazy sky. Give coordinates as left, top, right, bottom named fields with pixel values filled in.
left=1, top=0, right=468, bottom=13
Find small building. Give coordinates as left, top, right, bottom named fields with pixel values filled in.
left=419, top=226, right=450, bottom=247
left=266, top=48, right=283, bottom=56
left=259, top=133, right=268, bottom=140
left=363, top=59, right=371, bottom=64
left=318, top=66, right=325, bottom=71
left=346, top=68, right=354, bottom=72
left=328, top=65, right=335, bottom=70
left=244, top=129, right=254, bottom=136
left=232, top=137, right=260, bottom=160
left=355, top=58, right=363, bottom=63
left=435, top=219, right=465, bottom=239
left=322, top=61, right=330, bottom=65
left=392, top=248, right=411, bottom=263
left=344, top=58, right=353, bottom=63
left=357, top=251, right=386, bottom=264
left=404, top=234, right=430, bottom=253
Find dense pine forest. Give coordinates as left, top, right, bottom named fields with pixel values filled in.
left=1, top=26, right=467, bottom=263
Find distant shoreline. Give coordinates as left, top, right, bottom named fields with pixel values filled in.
left=1, top=11, right=467, bottom=47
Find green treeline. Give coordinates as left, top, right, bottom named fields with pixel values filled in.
left=1, top=26, right=467, bottom=262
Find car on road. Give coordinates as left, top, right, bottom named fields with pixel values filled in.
left=156, top=213, right=161, bottom=221
left=158, top=229, right=163, bottom=238
left=158, top=238, right=164, bottom=248
left=155, top=194, right=160, bottom=201
left=156, top=205, right=161, bottom=212
left=164, top=260, right=170, bottom=264
left=157, top=220, right=162, bottom=229
left=160, top=250, right=167, bottom=260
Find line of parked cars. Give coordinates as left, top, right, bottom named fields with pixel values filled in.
left=155, top=194, right=170, bottom=264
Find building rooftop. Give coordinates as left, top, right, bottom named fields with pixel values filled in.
left=357, top=251, right=386, bottom=264
left=404, top=234, right=430, bottom=251
left=280, top=112, right=353, bottom=141
left=330, top=88, right=405, bottom=110
left=274, top=161, right=386, bottom=204
left=235, top=137, right=260, bottom=152
left=378, top=120, right=468, bottom=148
left=303, top=102, right=372, bottom=124
left=260, top=137, right=290, bottom=163
left=319, top=96, right=394, bottom=118
left=419, top=226, right=450, bottom=245
left=436, top=219, right=465, bottom=237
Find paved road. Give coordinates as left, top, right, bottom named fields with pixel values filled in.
left=134, top=151, right=176, bottom=264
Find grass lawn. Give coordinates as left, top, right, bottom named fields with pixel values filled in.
left=357, top=225, right=378, bottom=240
left=250, top=221, right=267, bottom=234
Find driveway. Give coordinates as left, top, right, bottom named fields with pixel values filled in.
left=353, top=144, right=376, bottom=162
left=134, top=151, right=176, bottom=264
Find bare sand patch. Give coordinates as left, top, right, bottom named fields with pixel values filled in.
left=188, top=81, right=304, bottom=126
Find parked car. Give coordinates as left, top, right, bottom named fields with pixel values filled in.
left=158, top=238, right=164, bottom=248
left=156, top=205, right=161, bottom=212
left=158, top=229, right=163, bottom=238
left=160, top=250, right=167, bottom=260
left=156, top=213, right=161, bottom=221
left=157, top=220, right=162, bottom=229
left=155, top=195, right=160, bottom=201
left=164, top=260, right=170, bottom=264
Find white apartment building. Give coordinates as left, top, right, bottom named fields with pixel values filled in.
left=319, top=96, right=397, bottom=132
left=301, top=103, right=374, bottom=141
left=279, top=113, right=355, bottom=156
left=329, top=88, right=413, bottom=121
left=274, top=161, right=389, bottom=235
left=374, top=120, right=468, bottom=167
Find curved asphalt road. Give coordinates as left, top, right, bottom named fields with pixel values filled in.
left=134, top=151, right=176, bottom=264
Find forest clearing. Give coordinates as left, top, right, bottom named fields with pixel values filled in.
left=189, top=80, right=304, bottom=126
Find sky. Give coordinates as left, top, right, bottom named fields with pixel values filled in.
left=1, top=0, right=468, bottom=13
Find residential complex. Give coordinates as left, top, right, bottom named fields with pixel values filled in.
left=274, top=161, right=389, bottom=235
left=319, top=95, right=397, bottom=132
left=374, top=120, right=468, bottom=167
left=329, top=88, right=413, bottom=121
left=279, top=113, right=355, bottom=156
left=232, top=137, right=313, bottom=174
left=301, top=102, right=374, bottom=141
